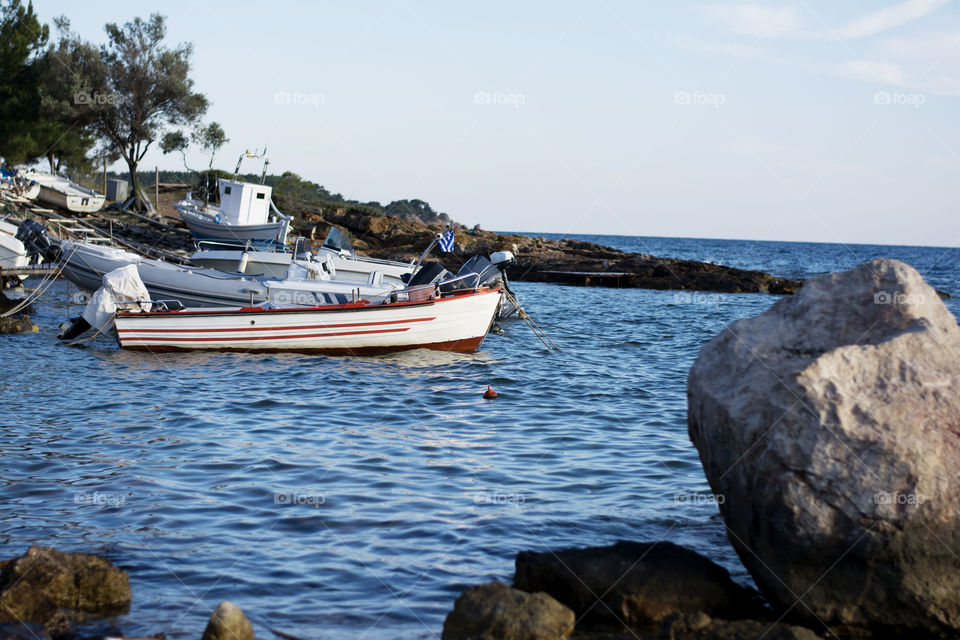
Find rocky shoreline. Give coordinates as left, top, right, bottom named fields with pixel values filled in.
left=302, top=207, right=803, bottom=294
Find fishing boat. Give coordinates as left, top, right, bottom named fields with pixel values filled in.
left=174, top=151, right=291, bottom=247
left=189, top=228, right=416, bottom=284
left=21, top=171, right=105, bottom=213
left=115, top=285, right=502, bottom=354
left=58, top=239, right=401, bottom=308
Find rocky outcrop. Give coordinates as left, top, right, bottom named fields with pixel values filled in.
left=658, top=612, right=820, bottom=640
left=301, top=209, right=802, bottom=294
left=442, top=582, right=575, bottom=640
left=0, top=546, right=130, bottom=633
left=0, top=315, right=37, bottom=334
left=201, top=601, right=255, bottom=640
left=688, top=258, right=960, bottom=636
left=514, top=541, right=762, bottom=631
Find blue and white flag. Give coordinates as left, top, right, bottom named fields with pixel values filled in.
left=438, top=228, right=455, bottom=253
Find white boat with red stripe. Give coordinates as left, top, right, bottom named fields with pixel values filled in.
left=114, top=286, right=501, bottom=355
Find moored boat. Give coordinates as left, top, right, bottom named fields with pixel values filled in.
left=0, top=219, right=29, bottom=275
left=115, top=286, right=501, bottom=354
left=58, top=239, right=400, bottom=308
left=189, top=228, right=416, bottom=284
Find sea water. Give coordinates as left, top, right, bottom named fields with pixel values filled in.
left=1, top=236, right=957, bottom=639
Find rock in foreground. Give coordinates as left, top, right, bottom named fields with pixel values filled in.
left=442, top=582, right=574, bottom=640
left=0, top=546, right=130, bottom=633
left=659, top=612, right=820, bottom=640
left=201, top=601, right=254, bottom=640
left=688, top=258, right=960, bottom=636
left=0, top=314, right=37, bottom=334
left=514, top=541, right=762, bottom=631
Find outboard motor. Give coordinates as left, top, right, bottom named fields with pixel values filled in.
left=407, top=261, right=452, bottom=288
left=451, top=255, right=502, bottom=292
left=16, top=219, right=61, bottom=263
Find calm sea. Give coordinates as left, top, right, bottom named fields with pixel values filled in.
left=2, top=236, right=957, bottom=639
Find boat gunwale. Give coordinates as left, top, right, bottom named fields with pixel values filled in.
left=115, top=287, right=502, bottom=319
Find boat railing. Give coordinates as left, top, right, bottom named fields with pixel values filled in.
left=115, top=299, right=184, bottom=312
left=438, top=273, right=483, bottom=291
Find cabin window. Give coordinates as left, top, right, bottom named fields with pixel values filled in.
left=224, top=186, right=232, bottom=195
left=256, top=193, right=265, bottom=199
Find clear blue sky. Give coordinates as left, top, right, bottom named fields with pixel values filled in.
left=33, top=1, right=960, bottom=246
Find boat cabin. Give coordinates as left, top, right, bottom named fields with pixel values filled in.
left=217, top=179, right=273, bottom=225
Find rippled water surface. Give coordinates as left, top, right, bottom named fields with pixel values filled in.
left=2, top=236, right=958, bottom=639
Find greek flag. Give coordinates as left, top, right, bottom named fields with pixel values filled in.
left=438, top=228, right=455, bottom=253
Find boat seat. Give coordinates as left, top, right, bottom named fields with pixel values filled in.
left=367, top=270, right=383, bottom=287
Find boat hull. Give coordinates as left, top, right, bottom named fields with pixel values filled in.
left=37, top=185, right=105, bottom=213
left=189, top=247, right=412, bottom=285
left=180, top=210, right=286, bottom=245
left=59, top=241, right=399, bottom=309
left=115, top=289, right=501, bottom=355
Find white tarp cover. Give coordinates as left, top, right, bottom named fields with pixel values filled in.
left=82, top=264, right=152, bottom=331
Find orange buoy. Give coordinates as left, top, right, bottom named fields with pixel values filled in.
left=483, top=386, right=499, bottom=399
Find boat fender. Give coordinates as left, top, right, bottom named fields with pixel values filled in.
left=483, top=386, right=499, bottom=399
left=238, top=251, right=250, bottom=274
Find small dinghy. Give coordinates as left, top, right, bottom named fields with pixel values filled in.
left=21, top=171, right=105, bottom=212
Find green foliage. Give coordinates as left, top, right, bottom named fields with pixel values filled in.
left=28, top=17, right=107, bottom=173
left=0, top=0, right=49, bottom=164
left=95, top=13, right=207, bottom=210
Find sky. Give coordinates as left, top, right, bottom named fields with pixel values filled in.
left=30, top=0, right=960, bottom=247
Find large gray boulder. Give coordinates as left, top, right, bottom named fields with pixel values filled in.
left=688, top=258, right=960, bottom=635
left=442, top=582, right=574, bottom=640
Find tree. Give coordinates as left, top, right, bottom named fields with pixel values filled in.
left=0, top=0, right=48, bottom=164
left=30, top=17, right=106, bottom=174
left=94, top=14, right=206, bottom=210
left=193, top=122, right=227, bottom=170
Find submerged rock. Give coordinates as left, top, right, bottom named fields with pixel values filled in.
left=514, top=541, right=762, bottom=631
left=0, top=314, right=37, bottom=334
left=442, top=582, right=574, bottom=640
left=0, top=546, right=130, bottom=633
left=688, top=258, right=960, bottom=635
left=658, top=612, right=820, bottom=640
left=201, top=601, right=254, bottom=640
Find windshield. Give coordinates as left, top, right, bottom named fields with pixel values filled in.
left=322, top=227, right=353, bottom=254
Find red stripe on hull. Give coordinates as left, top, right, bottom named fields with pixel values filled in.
left=121, top=335, right=487, bottom=355
left=120, top=327, right=409, bottom=343
left=116, top=316, right=436, bottom=334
